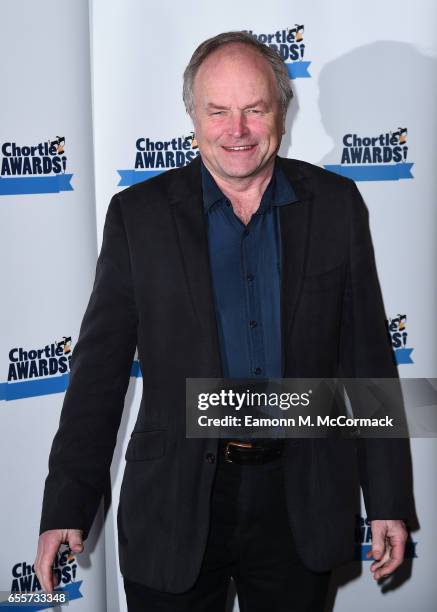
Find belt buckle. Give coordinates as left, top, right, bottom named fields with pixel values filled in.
left=224, top=440, right=253, bottom=464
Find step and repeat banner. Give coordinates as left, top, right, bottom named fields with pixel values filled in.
left=0, top=1, right=106, bottom=610
left=1, top=0, right=436, bottom=610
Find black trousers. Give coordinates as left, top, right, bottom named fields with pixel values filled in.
left=124, top=453, right=331, bottom=611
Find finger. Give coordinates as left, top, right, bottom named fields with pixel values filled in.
left=38, top=551, right=57, bottom=592
left=374, top=556, right=402, bottom=580
left=37, top=537, right=61, bottom=593
left=374, top=539, right=405, bottom=578
left=373, top=537, right=406, bottom=579
left=370, top=544, right=391, bottom=573
left=67, top=529, right=84, bottom=554
left=370, top=540, right=391, bottom=572
left=38, top=558, right=55, bottom=593
left=371, top=528, right=386, bottom=561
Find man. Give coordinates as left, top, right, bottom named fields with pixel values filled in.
left=35, top=32, right=415, bottom=611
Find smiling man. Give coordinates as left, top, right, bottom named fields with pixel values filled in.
left=36, top=32, right=415, bottom=611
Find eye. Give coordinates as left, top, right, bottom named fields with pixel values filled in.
left=211, top=111, right=225, bottom=116
left=246, top=109, right=262, bottom=115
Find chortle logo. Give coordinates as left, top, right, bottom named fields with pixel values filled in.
left=1, top=551, right=84, bottom=608
left=117, top=133, right=200, bottom=187
left=0, top=336, right=73, bottom=401
left=0, top=137, right=73, bottom=195
left=355, top=515, right=417, bottom=561
left=387, top=314, right=414, bottom=365
left=243, top=25, right=311, bottom=79
left=324, top=128, right=414, bottom=181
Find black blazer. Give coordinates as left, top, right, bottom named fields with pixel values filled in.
left=40, top=156, right=415, bottom=593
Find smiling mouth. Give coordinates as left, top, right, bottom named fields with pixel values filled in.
left=222, top=145, right=256, bottom=152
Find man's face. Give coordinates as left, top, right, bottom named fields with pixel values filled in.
left=191, top=43, right=285, bottom=181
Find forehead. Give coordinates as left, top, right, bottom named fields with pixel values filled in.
left=194, top=43, right=277, bottom=96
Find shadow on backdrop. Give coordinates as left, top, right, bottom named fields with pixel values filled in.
left=318, top=41, right=431, bottom=611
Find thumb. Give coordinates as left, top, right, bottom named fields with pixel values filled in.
left=67, top=529, right=84, bottom=554
left=371, top=528, right=386, bottom=560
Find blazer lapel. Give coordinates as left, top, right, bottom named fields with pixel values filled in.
left=169, top=157, right=223, bottom=376
left=277, top=160, right=314, bottom=374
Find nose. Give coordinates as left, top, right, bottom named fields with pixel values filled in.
left=227, top=111, right=249, bottom=139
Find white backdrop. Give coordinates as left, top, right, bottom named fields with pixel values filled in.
left=0, top=0, right=106, bottom=610
left=1, top=0, right=436, bottom=610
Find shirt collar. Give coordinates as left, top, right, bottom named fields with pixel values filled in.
left=201, top=157, right=297, bottom=214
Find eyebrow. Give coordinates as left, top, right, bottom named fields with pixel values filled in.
left=243, top=100, right=268, bottom=109
left=206, top=103, right=229, bottom=110
left=206, top=100, right=269, bottom=110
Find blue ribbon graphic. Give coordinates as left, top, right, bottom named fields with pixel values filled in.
left=395, top=347, right=414, bottom=365
left=323, top=163, right=414, bottom=181
left=0, top=581, right=82, bottom=610
left=1, top=362, right=143, bottom=401
left=0, top=174, right=73, bottom=195
left=286, top=61, right=311, bottom=79
left=0, top=373, right=70, bottom=401
left=118, top=169, right=165, bottom=186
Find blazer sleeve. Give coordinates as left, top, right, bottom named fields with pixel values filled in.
left=39, top=193, right=138, bottom=540
left=339, top=181, right=416, bottom=523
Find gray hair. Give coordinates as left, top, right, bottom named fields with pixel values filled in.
left=183, top=31, right=293, bottom=117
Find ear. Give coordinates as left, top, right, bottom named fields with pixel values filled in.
left=190, top=112, right=198, bottom=132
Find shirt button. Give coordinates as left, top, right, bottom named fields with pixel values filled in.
left=249, top=320, right=258, bottom=328
left=225, top=200, right=231, bottom=207
left=254, top=367, right=262, bottom=375
left=247, top=273, right=254, bottom=282
left=243, top=228, right=250, bottom=237
left=206, top=453, right=216, bottom=464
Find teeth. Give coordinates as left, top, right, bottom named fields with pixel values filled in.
left=225, top=146, right=253, bottom=151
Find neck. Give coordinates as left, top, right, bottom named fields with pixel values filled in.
left=204, top=159, right=275, bottom=225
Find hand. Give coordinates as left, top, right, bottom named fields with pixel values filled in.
left=35, top=529, right=83, bottom=593
left=366, top=519, right=407, bottom=580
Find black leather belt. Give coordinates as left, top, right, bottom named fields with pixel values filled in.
left=219, top=439, right=283, bottom=465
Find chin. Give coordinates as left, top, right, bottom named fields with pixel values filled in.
left=220, top=163, right=261, bottom=179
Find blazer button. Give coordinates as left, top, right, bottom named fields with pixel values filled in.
left=206, top=453, right=216, bottom=464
